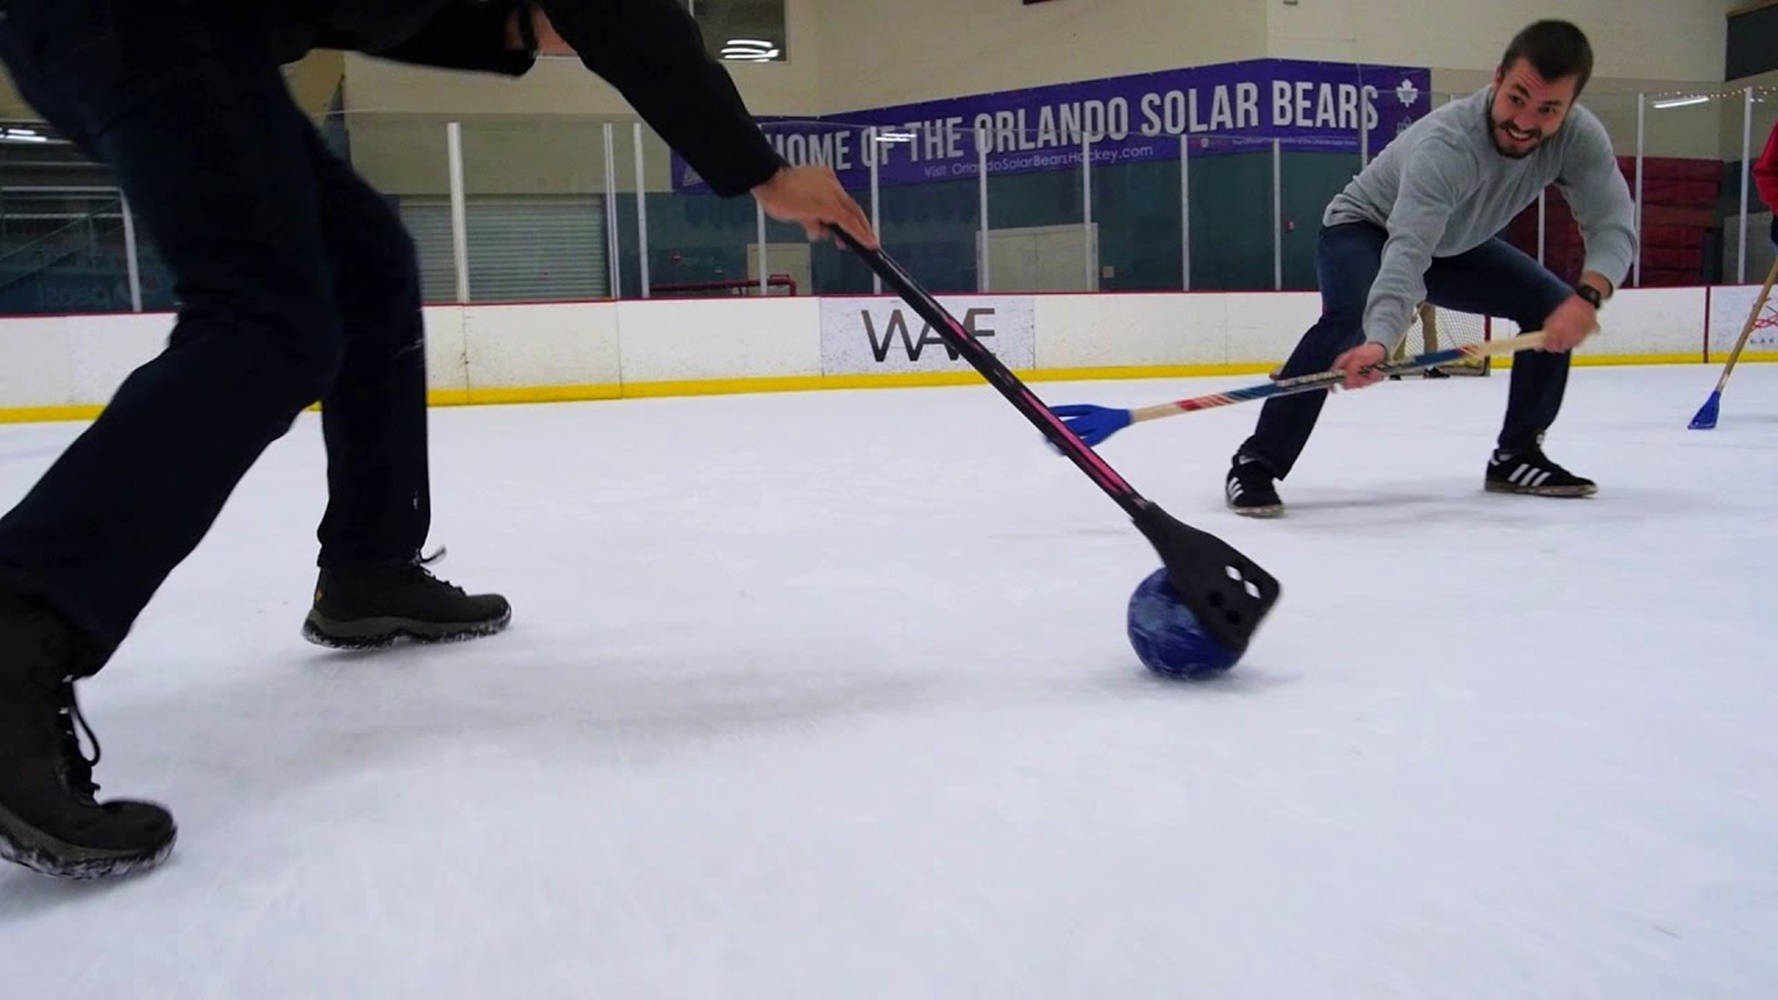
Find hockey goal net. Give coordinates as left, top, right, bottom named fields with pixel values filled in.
left=650, top=273, right=799, bottom=298
left=1268, top=304, right=1493, bottom=379
left=1394, top=303, right=1491, bottom=375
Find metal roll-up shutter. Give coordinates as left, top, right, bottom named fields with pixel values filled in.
left=398, top=194, right=608, bottom=304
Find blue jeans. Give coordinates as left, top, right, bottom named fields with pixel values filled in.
left=1239, top=221, right=1576, bottom=478
left=0, top=0, right=431, bottom=666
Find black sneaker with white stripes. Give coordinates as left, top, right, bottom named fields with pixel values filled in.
left=1225, top=454, right=1284, bottom=517
left=1485, top=448, right=1597, bottom=497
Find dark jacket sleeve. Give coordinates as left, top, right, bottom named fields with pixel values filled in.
left=535, top=0, right=785, bottom=196
left=352, top=0, right=538, bottom=76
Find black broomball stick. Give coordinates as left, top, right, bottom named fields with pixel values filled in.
left=830, top=225, right=1280, bottom=656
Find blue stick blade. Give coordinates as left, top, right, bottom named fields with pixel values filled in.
left=1688, top=391, right=1721, bottom=430
left=1056, top=407, right=1131, bottom=446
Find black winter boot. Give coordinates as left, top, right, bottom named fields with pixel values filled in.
left=303, top=558, right=511, bottom=649
left=0, top=595, right=176, bottom=879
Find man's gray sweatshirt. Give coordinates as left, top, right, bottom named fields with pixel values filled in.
left=1323, top=86, right=1636, bottom=350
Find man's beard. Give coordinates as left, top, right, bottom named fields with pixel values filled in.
left=1487, top=109, right=1545, bottom=159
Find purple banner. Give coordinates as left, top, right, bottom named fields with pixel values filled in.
left=672, top=58, right=1431, bottom=192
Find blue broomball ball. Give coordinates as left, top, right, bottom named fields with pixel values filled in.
left=1127, top=567, right=1242, bottom=679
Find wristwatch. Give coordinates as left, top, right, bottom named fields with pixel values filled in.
left=1573, top=283, right=1603, bottom=310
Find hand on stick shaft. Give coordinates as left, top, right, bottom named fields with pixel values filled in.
left=1331, top=342, right=1388, bottom=390
left=753, top=166, right=878, bottom=248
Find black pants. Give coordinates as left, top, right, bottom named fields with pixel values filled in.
left=0, top=0, right=430, bottom=666
left=1239, top=221, right=1576, bottom=478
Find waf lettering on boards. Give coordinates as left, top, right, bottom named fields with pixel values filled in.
left=860, top=306, right=998, bottom=364
left=763, top=80, right=1385, bottom=169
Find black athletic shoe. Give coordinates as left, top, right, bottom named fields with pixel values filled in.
left=0, top=596, right=176, bottom=879
left=303, top=558, right=511, bottom=649
left=1422, top=366, right=1451, bottom=379
left=1225, top=454, right=1284, bottom=517
left=1485, top=448, right=1597, bottom=497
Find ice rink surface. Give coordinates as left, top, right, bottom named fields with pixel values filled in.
left=2, top=363, right=1774, bottom=998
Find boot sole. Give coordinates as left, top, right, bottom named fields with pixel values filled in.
left=1484, top=481, right=1598, bottom=498
left=1230, top=503, right=1284, bottom=517
left=301, top=608, right=513, bottom=650
left=0, top=802, right=176, bottom=880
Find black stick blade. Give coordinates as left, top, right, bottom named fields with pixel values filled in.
left=1131, top=501, right=1280, bottom=655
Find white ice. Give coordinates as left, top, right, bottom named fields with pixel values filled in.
left=2, top=363, right=1775, bottom=998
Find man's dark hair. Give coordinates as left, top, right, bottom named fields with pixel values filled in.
left=1499, top=20, right=1594, bottom=97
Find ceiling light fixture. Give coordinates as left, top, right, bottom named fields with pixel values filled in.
left=720, top=38, right=781, bottom=62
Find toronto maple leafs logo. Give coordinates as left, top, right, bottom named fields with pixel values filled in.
left=1394, top=79, right=1421, bottom=107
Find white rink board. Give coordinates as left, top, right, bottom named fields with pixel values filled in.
left=1589, top=287, right=1706, bottom=357
left=1226, top=291, right=1320, bottom=363
left=464, top=302, right=621, bottom=389
left=0, top=317, right=76, bottom=408
left=0, top=285, right=1762, bottom=414
left=421, top=306, right=469, bottom=393
left=616, top=298, right=819, bottom=382
left=1035, top=293, right=1223, bottom=368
